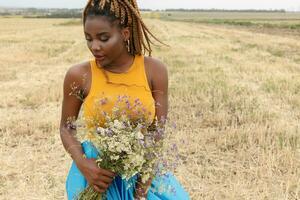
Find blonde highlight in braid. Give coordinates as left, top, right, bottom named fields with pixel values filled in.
left=83, top=0, right=166, bottom=56
left=100, top=0, right=106, bottom=9
left=113, top=0, right=120, bottom=18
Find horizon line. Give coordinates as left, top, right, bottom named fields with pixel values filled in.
left=1, top=6, right=299, bottom=12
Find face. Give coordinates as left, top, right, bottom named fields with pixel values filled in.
left=84, top=16, right=130, bottom=67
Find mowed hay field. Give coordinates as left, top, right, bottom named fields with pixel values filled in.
left=1, top=13, right=300, bottom=199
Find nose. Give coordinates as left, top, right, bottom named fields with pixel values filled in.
left=91, top=40, right=101, bottom=51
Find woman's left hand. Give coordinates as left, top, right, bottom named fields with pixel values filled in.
left=134, top=185, right=148, bottom=200
left=134, top=179, right=151, bottom=200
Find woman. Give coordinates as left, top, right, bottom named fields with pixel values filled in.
left=59, top=0, right=190, bottom=199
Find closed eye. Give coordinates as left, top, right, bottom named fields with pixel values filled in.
left=100, top=37, right=109, bottom=42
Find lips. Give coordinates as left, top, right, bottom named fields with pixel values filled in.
left=94, top=54, right=105, bottom=61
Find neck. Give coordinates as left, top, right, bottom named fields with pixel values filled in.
left=100, top=52, right=135, bottom=73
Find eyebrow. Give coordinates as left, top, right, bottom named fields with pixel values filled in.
left=84, top=32, right=110, bottom=36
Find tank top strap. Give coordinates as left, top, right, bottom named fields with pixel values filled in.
left=131, top=54, right=151, bottom=92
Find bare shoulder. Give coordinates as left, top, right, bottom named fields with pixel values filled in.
left=64, top=61, right=91, bottom=98
left=65, top=61, right=90, bottom=81
left=144, top=56, right=168, bottom=86
left=144, top=56, right=168, bottom=94
left=144, top=56, right=168, bottom=75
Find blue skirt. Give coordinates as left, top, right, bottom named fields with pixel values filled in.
left=66, top=141, right=190, bottom=200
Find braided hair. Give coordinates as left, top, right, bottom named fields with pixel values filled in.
left=83, top=0, right=164, bottom=56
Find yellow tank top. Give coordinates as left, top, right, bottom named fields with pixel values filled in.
left=83, top=54, right=156, bottom=127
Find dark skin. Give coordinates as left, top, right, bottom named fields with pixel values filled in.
left=60, top=15, right=168, bottom=198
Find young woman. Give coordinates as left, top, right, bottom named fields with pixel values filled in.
left=59, top=0, right=190, bottom=199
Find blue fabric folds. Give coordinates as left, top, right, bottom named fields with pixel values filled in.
left=66, top=141, right=190, bottom=200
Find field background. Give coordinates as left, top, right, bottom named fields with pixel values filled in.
left=1, top=11, right=300, bottom=199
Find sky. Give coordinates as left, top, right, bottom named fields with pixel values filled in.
left=0, top=0, right=300, bottom=11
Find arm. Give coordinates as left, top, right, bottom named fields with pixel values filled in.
left=135, top=58, right=169, bottom=199
left=60, top=64, right=115, bottom=193
left=60, top=64, right=86, bottom=166
left=152, top=61, right=169, bottom=123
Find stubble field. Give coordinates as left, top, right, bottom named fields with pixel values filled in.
left=1, top=12, right=300, bottom=200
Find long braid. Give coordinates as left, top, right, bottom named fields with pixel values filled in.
left=113, top=0, right=120, bottom=18
left=99, top=0, right=106, bottom=10
left=118, top=1, right=126, bottom=24
left=83, top=0, right=166, bottom=56
left=122, top=0, right=167, bottom=54
left=82, top=0, right=93, bottom=22
left=130, top=0, right=141, bottom=15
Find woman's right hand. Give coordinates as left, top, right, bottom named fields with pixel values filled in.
left=77, top=158, right=116, bottom=193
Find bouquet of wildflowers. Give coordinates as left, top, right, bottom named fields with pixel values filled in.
left=71, top=95, right=178, bottom=200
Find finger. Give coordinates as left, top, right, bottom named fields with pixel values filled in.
left=93, top=185, right=105, bottom=193
left=98, top=175, right=114, bottom=184
left=99, top=168, right=116, bottom=178
left=94, top=181, right=109, bottom=190
left=94, top=173, right=113, bottom=184
left=107, top=169, right=116, bottom=176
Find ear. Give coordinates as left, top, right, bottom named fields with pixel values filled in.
left=121, top=27, right=130, bottom=41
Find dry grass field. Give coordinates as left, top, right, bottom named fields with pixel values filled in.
left=1, top=13, right=300, bottom=200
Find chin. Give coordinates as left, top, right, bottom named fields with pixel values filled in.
left=96, top=58, right=107, bottom=67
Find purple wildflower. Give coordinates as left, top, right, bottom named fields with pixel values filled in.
left=125, top=100, right=131, bottom=109
left=171, top=122, right=177, bottom=129
left=105, top=128, right=113, bottom=137
left=122, top=121, right=127, bottom=127
left=138, top=139, right=145, bottom=147
left=100, top=98, right=108, bottom=105
left=67, top=122, right=76, bottom=130
left=117, top=95, right=122, bottom=103
left=134, top=98, right=142, bottom=107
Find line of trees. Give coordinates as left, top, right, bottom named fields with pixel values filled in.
left=165, top=9, right=287, bottom=13
left=0, top=7, right=288, bottom=18
left=0, top=8, right=82, bottom=18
